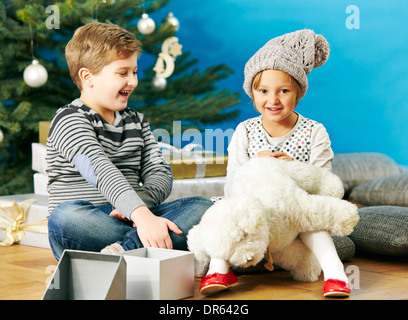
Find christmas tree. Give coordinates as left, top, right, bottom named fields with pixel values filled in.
left=0, top=0, right=240, bottom=196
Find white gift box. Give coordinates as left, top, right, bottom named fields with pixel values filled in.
left=32, top=142, right=47, bottom=173
left=33, top=172, right=48, bottom=195
left=33, top=172, right=226, bottom=202
left=42, top=248, right=194, bottom=300
left=166, top=176, right=225, bottom=202
left=0, top=193, right=50, bottom=248
left=121, top=247, right=194, bottom=300
left=42, top=250, right=127, bottom=300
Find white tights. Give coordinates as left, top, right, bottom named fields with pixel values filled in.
left=207, top=258, right=230, bottom=275
left=207, top=230, right=348, bottom=283
left=299, top=230, right=348, bottom=282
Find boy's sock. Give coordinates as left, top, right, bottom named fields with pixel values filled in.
left=207, top=258, right=230, bottom=275
left=101, top=242, right=125, bottom=254
left=300, top=231, right=348, bottom=283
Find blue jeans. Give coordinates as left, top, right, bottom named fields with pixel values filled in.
left=48, top=196, right=213, bottom=261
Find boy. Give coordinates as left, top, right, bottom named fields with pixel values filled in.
left=46, top=22, right=212, bottom=261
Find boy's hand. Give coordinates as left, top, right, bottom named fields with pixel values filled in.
left=254, top=150, right=293, bottom=162
left=129, top=206, right=183, bottom=249
left=109, top=209, right=128, bottom=222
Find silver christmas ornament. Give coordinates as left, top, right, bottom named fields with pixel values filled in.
left=152, top=76, right=167, bottom=91
left=137, top=13, right=156, bottom=35
left=165, top=12, right=180, bottom=31
left=23, top=59, right=48, bottom=88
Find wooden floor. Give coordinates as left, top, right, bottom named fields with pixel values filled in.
left=0, top=245, right=407, bottom=300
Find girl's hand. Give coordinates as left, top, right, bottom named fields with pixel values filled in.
left=254, top=150, right=293, bottom=161
left=130, top=206, right=183, bottom=249
left=270, top=151, right=293, bottom=161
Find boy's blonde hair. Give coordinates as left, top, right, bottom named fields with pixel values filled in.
left=66, top=22, right=142, bottom=90
left=251, top=70, right=303, bottom=103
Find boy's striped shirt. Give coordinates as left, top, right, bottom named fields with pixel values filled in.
left=46, top=99, right=172, bottom=217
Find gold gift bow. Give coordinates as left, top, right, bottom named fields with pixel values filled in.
left=0, top=198, right=48, bottom=246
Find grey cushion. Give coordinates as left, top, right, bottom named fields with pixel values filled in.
left=350, top=173, right=408, bottom=206
left=332, top=153, right=406, bottom=196
left=333, top=235, right=355, bottom=261
left=349, top=206, right=408, bottom=256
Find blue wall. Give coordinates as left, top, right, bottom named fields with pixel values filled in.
left=155, top=0, right=408, bottom=166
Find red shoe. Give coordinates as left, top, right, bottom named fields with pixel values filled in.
left=199, top=269, right=238, bottom=295
left=323, top=279, right=351, bottom=297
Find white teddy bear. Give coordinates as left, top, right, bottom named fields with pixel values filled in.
left=187, top=157, right=359, bottom=282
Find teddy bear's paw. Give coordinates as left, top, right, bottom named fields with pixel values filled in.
left=194, top=258, right=209, bottom=278
left=330, top=202, right=359, bottom=236
left=232, top=252, right=256, bottom=268
left=229, top=240, right=268, bottom=268
left=290, top=258, right=321, bottom=282
left=187, top=226, right=211, bottom=263
left=291, top=269, right=320, bottom=282
left=272, top=241, right=321, bottom=282
left=317, top=174, right=344, bottom=198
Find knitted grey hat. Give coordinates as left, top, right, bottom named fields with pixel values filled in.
left=243, top=29, right=330, bottom=98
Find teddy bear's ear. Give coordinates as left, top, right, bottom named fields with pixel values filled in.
left=235, top=196, right=267, bottom=233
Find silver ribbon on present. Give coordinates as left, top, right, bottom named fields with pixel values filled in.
left=158, top=142, right=207, bottom=178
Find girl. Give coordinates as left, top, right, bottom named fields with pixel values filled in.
left=200, top=29, right=351, bottom=298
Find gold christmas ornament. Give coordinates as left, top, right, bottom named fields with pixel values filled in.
left=152, top=37, right=182, bottom=90
left=153, top=37, right=182, bottom=79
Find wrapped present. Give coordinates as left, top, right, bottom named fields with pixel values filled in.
left=31, top=142, right=226, bottom=201
left=0, top=194, right=49, bottom=248
left=160, top=143, right=228, bottom=179
left=36, top=120, right=229, bottom=179
left=32, top=142, right=47, bottom=173
left=166, top=176, right=225, bottom=202
left=39, top=121, right=51, bottom=145
left=34, top=172, right=48, bottom=195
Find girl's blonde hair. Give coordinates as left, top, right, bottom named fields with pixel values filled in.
left=251, top=70, right=303, bottom=103
left=65, top=22, right=142, bottom=90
